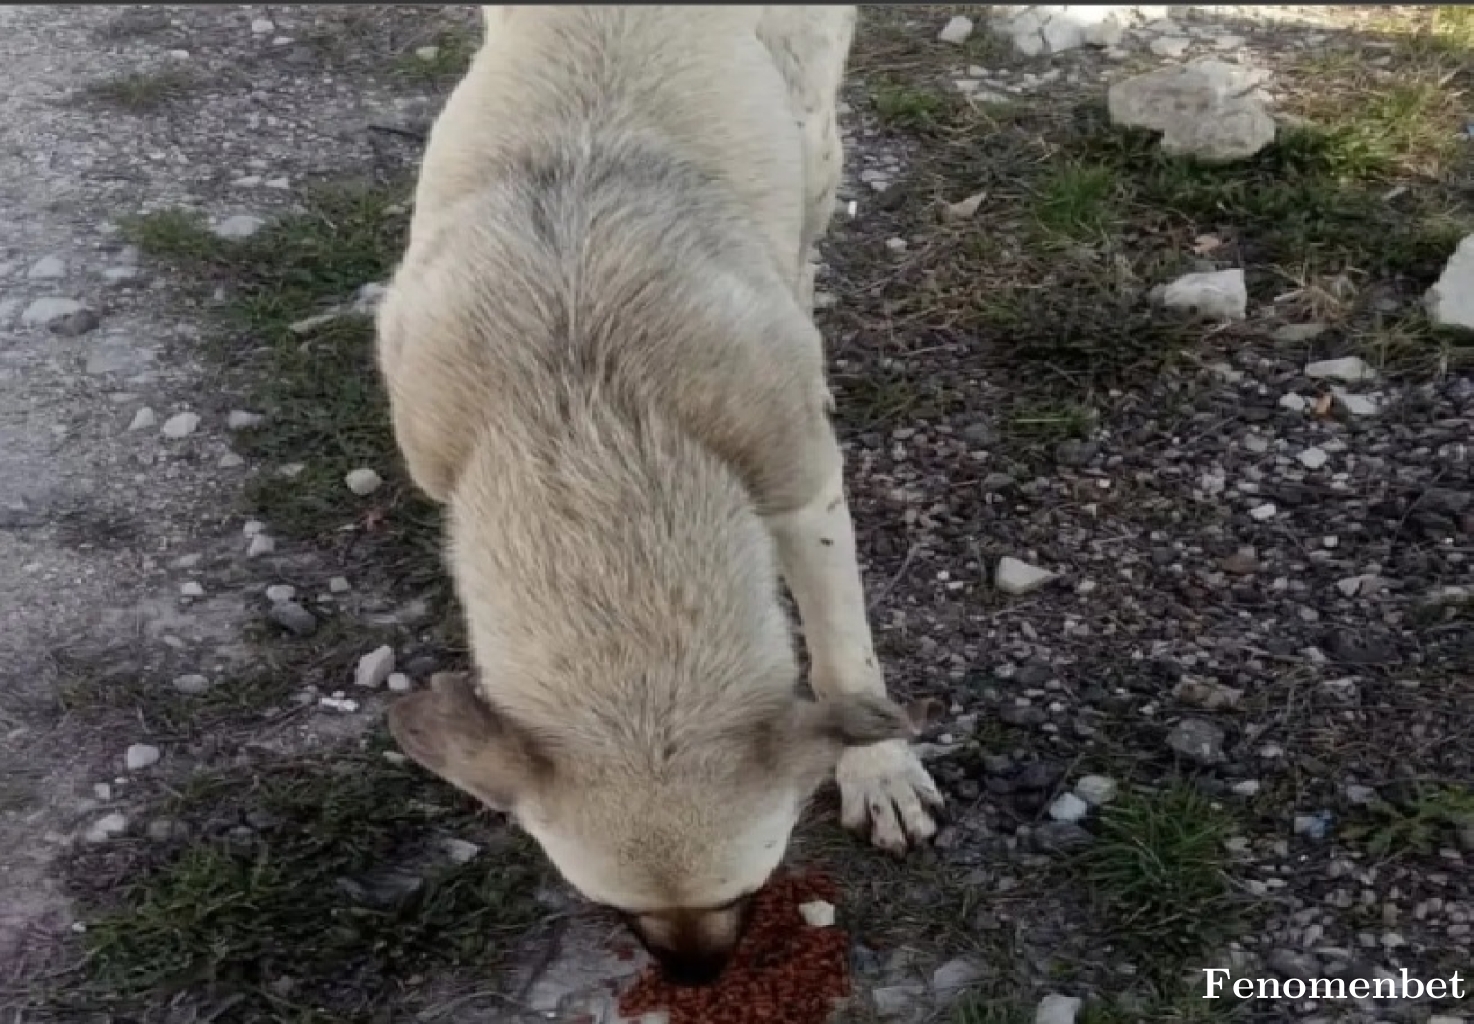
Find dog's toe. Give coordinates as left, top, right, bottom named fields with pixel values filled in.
left=836, top=739, right=943, bottom=854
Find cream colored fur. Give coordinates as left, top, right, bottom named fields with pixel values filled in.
left=376, top=5, right=942, bottom=981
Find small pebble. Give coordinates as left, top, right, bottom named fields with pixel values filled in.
left=128, top=407, right=157, bottom=431
left=173, top=674, right=211, bottom=695
left=84, top=813, right=129, bottom=843
left=160, top=411, right=200, bottom=439
left=265, top=584, right=296, bottom=603
left=124, top=744, right=160, bottom=771
left=246, top=533, right=276, bottom=558
left=798, top=900, right=836, bottom=928
left=387, top=673, right=414, bottom=693
left=328, top=576, right=351, bottom=593
left=180, top=581, right=204, bottom=598
left=345, top=468, right=383, bottom=496
left=355, top=645, right=396, bottom=688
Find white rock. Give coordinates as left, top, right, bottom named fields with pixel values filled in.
left=414, top=44, right=440, bottom=61
left=84, top=813, right=129, bottom=843
left=1304, top=356, right=1376, bottom=383
left=328, top=576, right=351, bottom=593
left=93, top=783, right=112, bottom=801
left=128, top=407, right=157, bottom=431
left=798, top=900, right=836, bottom=928
left=246, top=533, right=276, bottom=558
left=103, top=265, right=140, bottom=285
left=27, top=255, right=67, bottom=280
left=996, top=556, right=1056, bottom=595
left=124, top=743, right=160, bottom=771
left=991, top=5, right=1160, bottom=57
left=319, top=695, right=359, bottom=713
left=219, top=452, right=245, bottom=469
left=931, top=957, right=985, bottom=992
left=440, top=837, right=481, bottom=864
left=355, top=645, right=396, bottom=688
left=180, top=581, right=204, bottom=598
left=1425, top=233, right=1474, bottom=331
left=938, top=15, right=974, bottom=44
left=1331, top=387, right=1380, bottom=417
left=242, top=519, right=266, bottom=536
left=1159, top=268, right=1247, bottom=321
left=1297, top=447, right=1328, bottom=470
left=1231, top=780, right=1262, bottom=796
left=1336, top=576, right=1364, bottom=598
left=1036, top=993, right=1083, bottom=1024
left=265, top=584, right=296, bottom=603
left=345, top=468, right=383, bottom=496
left=161, top=411, right=201, bottom=439
left=173, top=674, right=211, bottom=695
left=1149, top=35, right=1192, bottom=57
left=1108, top=60, right=1275, bottom=163
left=942, top=192, right=985, bottom=221
left=1074, top=774, right=1118, bottom=806
left=1248, top=503, right=1277, bottom=521
left=21, top=297, right=86, bottom=328
left=250, top=17, right=274, bottom=34
left=212, top=214, right=265, bottom=240
left=387, top=673, right=414, bottom=693
left=227, top=409, right=265, bottom=430
left=1048, top=792, right=1090, bottom=823
left=1278, top=393, right=1308, bottom=413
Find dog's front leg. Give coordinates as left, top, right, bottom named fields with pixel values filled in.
left=766, top=458, right=944, bottom=855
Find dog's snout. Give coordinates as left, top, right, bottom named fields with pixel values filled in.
left=651, top=947, right=731, bottom=988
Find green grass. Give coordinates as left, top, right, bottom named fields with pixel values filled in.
left=1078, top=786, right=1235, bottom=973
left=1343, top=782, right=1474, bottom=859
left=953, top=997, right=1029, bottom=1024
left=79, top=69, right=196, bottom=112
left=1032, top=162, right=1122, bottom=242
left=392, top=30, right=475, bottom=85
left=62, top=741, right=548, bottom=1022
left=120, top=186, right=446, bottom=594
left=872, top=79, right=953, bottom=132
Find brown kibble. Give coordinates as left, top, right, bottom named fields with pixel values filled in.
left=616, top=869, right=850, bottom=1024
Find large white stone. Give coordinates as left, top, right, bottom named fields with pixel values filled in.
left=1109, top=60, right=1275, bottom=163
left=989, top=6, right=1166, bottom=56
left=1426, top=233, right=1474, bottom=330
left=1036, top=994, right=1083, bottom=1024
left=1159, top=268, right=1247, bottom=321
left=996, top=556, right=1056, bottom=595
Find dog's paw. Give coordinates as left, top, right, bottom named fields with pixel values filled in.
left=836, top=739, right=944, bottom=855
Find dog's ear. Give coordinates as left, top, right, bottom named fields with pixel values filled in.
left=387, top=671, right=552, bottom=810
left=798, top=692, right=916, bottom=749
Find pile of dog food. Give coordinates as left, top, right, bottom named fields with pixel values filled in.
left=617, top=869, right=851, bottom=1024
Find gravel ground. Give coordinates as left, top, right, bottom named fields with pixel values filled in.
left=1, top=6, right=1470, bottom=1024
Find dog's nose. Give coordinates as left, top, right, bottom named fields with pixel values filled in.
left=652, top=948, right=731, bottom=988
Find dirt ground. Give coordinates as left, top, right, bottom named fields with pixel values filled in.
left=1, top=6, right=1470, bottom=1024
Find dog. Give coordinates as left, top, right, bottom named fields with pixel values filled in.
left=375, top=5, right=944, bottom=986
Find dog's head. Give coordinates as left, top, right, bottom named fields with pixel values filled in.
left=388, top=671, right=909, bottom=985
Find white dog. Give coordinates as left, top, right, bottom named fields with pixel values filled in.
left=376, top=5, right=943, bottom=986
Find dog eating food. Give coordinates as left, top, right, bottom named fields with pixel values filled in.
left=617, top=869, right=850, bottom=1024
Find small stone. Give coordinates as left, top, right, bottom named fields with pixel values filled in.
left=799, top=900, right=836, bottom=928
left=1166, top=718, right=1226, bottom=765
left=27, top=255, right=67, bottom=280
left=1174, top=679, right=1243, bottom=709
left=268, top=601, right=318, bottom=637
left=345, top=468, right=383, bottom=496
left=250, top=17, right=274, bottom=34
left=328, top=576, right=351, bottom=593
left=180, top=581, right=204, bottom=598
left=387, top=673, right=414, bottom=693
left=1305, top=356, right=1376, bottom=383
left=1074, top=775, right=1118, bottom=806
left=51, top=307, right=101, bottom=336
left=873, top=985, right=927, bottom=1020
left=440, top=837, right=481, bottom=864
left=1335, top=577, right=1363, bottom=598
left=173, top=674, right=211, bottom=695
left=84, top=813, right=129, bottom=843
left=243, top=519, right=266, bottom=536
left=1278, top=393, right=1308, bottom=412
left=265, top=584, right=296, bottom=603
left=931, top=957, right=984, bottom=993
left=219, top=452, right=245, bottom=468
left=938, top=15, right=974, bottom=44
left=227, top=410, right=265, bottom=430
left=414, top=44, right=440, bottom=60
left=996, top=557, right=1056, bottom=596
left=124, top=744, right=161, bottom=771
left=1149, top=35, right=1192, bottom=57
left=942, top=192, right=985, bottom=221
left=355, top=645, right=396, bottom=688
left=93, top=782, right=112, bottom=801
left=147, top=818, right=187, bottom=842
left=1032, top=821, right=1093, bottom=853
left=128, top=407, right=157, bottom=431
left=1345, top=784, right=1377, bottom=805
left=1272, top=322, right=1327, bottom=343
left=1231, top=780, right=1261, bottom=796
left=319, top=695, right=360, bottom=713
left=1036, top=994, right=1083, bottom=1024
left=160, top=411, right=200, bottom=439
left=1248, top=502, right=1277, bottom=521
left=1159, top=268, right=1247, bottom=321
left=1331, top=388, right=1380, bottom=417
left=212, top=214, right=266, bottom=240
left=1267, top=948, right=1319, bottom=978
left=1425, top=232, right=1474, bottom=331
left=103, top=265, right=141, bottom=284
left=885, top=237, right=908, bottom=253
left=1048, top=792, right=1090, bottom=823
left=246, top=533, right=276, bottom=558
left=1297, top=447, right=1328, bottom=470
left=1220, top=551, right=1258, bottom=575
left=20, top=297, right=86, bottom=328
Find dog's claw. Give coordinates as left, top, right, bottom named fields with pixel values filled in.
left=836, top=739, right=943, bottom=854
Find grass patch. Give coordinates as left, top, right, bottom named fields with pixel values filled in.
left=79, top=69, right=195, bottom=112
left=1032, top=162, right=1122, bottom=242
left=62, top=741, right=548, bottom=1022
left=1344, top=782, right=1474, bottom=859
left=1079, top=786, right=1234, bottom=973
left=872, top=78, right=952, bottom=132
left=120, top=186, right=446, bottom=593
left=393, top=30, right=475, bottom=85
